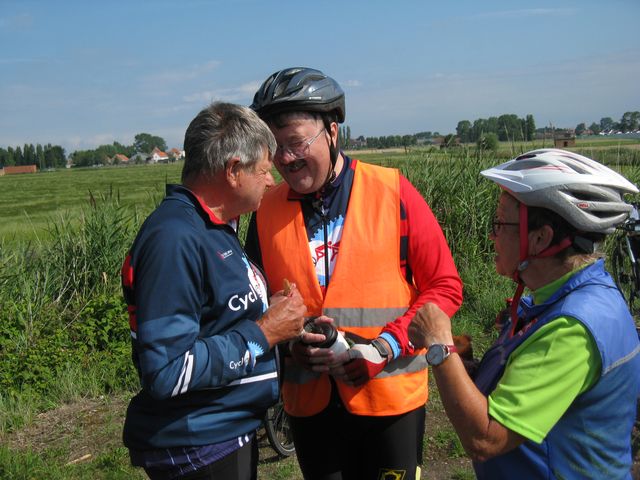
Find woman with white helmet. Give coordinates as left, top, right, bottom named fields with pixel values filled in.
left=409, top=149, right=640, bottom=479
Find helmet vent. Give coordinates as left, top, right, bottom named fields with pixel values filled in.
left=504, top=159, right=547, bottom=171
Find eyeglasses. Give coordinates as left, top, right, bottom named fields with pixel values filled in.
left=274, top=129, right=325, bottom=159
left=491, top=219, right=520, bottom=236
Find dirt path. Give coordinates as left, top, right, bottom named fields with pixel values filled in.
left=3, top=395, right=472, bottom=479
left=4, top=395, right=637, bottom=479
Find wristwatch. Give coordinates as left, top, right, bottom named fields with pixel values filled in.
left=370, top=338, right=390, bottom=359
left=426, top=344, right=457, bottom=367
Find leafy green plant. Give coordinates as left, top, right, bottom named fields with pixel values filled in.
left=432, top=429, right=466, bottom=458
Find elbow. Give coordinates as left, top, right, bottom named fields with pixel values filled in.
left=141, top=374, right=181, bottom=401
left=141, top=383, right=173, bottom=401
left=463, top=437, right=501, bottom=463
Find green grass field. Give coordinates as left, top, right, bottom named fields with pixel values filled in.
left=0, top=164, right=181, bottom=243
left=3, top=136, right=638, bottom=243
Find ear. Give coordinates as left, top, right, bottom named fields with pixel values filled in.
left=529, top=224, right=554, bottom=256
left=329, top=121, right=339, bottom=145
left=225, top=157, right=242, bottom=188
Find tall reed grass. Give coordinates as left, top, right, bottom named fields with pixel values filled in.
left=0, top=190, right=143, bottom=420
left=0, top=145, right=638, bottom=435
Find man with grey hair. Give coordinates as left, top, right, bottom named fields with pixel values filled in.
left=121, top=101, right=307, bottom=480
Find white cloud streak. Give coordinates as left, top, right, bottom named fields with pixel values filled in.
left=474, top=8, right=577, bottom=19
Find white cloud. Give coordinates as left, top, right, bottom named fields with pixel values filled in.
left=475, top=8, right=577, bottom=19
left=140, top=60, right=221, bottom=88
left=346, top=50, right=640, bottom=137
left=0, top=12, right=34, bottom=30
left=183, top=80, right=262, bottom=104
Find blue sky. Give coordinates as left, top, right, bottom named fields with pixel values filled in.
left=1, top=0, right=638, bottom=154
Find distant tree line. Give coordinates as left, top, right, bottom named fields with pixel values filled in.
left=71, top=141, right=137, bottom=168
left=575, top=112, right=640, bottom=136
left=342, top=130, right=441, bottom=149
left=4, top=112, right=639, bottom=168
left=456, top=114, right=536, bottom=144
left=0, top=143, right=66, bottom=169
left=71, top=133, right=168, bottom=168
left=0, top=132, right=170, bottom=169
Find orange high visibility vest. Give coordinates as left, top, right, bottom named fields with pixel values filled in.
left=256, top=161, right=428, bottom=417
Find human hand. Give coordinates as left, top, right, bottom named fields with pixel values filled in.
left=268, top=279, right=295, bottom=307
left=289, top=316, right=338, bottom=372
left=257, top=286, right=306, bottom=347
left=329, top=342, right=388, bottom=387
left=408, top=303, right=454, bottom=350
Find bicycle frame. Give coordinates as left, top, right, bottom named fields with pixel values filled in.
left=612, top=203, right=640, bottom=316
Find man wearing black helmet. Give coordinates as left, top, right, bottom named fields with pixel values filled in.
left=245, top=67, right=463, bottom=479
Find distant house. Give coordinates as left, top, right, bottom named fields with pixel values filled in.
left=554, top=131, right=576, bottom=148
left=148, top=147, right=169, bottom=163
left=431, top=136, right=445, bottom=147
left=347, top=136, right=367, bottom=149
left=130, top=152, right=147, bottom=164
left=415, top=137, right=434, bottom=145
left=114, top=153, right=129, bottom=164
left=1, top=165, right=38, bottom=175
left=168, top=148, right=185, bottom=161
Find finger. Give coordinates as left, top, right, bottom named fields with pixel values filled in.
left=298, top=332, right=326, bottom=344
left=310, top=364, right=331, bottom=373
left=332, top=350, right=350, bottom=362
left=313, top=315, right=335, bottom=325
left=283, top=278, right=292, bottom=296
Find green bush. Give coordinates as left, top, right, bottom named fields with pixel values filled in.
left=476, top=133, right=499, bottom=153
left=0, top=193, right=137, bottom=398
left=70, top=294, right=130, bottom=352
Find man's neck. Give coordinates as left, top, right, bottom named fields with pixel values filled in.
left=184, top=178, right=231, bottom=223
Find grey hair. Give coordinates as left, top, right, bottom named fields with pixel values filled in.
left=181, top=102, right=276, bottom=183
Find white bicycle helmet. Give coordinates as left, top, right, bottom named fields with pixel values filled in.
left=481, top=149, right=639, bottom=234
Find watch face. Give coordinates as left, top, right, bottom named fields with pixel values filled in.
left=426, top=344, right=446, bottom=366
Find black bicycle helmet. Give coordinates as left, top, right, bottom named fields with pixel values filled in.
left=250, top=67, right=345, bottom=123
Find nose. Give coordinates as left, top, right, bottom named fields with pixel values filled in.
left=275, top=149, right=297, bottom=164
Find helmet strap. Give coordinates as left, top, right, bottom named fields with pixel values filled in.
left=509, top=202, right=572, bottom=337
left=320, top=117, right=339, bottom=190
left=512, top=202, right=530, bottom=282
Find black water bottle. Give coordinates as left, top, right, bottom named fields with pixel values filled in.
left=303, top=320, right=350, bottom=354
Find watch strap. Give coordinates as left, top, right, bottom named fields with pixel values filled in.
left=370, top=338, right=390, bottom=358
left=427, top=343, right=458, bottom=366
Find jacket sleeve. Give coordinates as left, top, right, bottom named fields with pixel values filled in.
left=130, top=221, right=271, bottom=400
left=381, top=174, right=463, bottom=355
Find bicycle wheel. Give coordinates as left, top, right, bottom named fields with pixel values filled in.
left=264, top=402, right=295, bottom=457
left=611, top=238, right=639, bottom=314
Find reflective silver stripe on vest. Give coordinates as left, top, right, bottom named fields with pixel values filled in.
left=283, top=354, right=427, bottom=384
left=322, top=307, right=408, bottom=327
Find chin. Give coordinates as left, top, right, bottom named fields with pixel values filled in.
left=287, top=179, right=316, bottom=195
